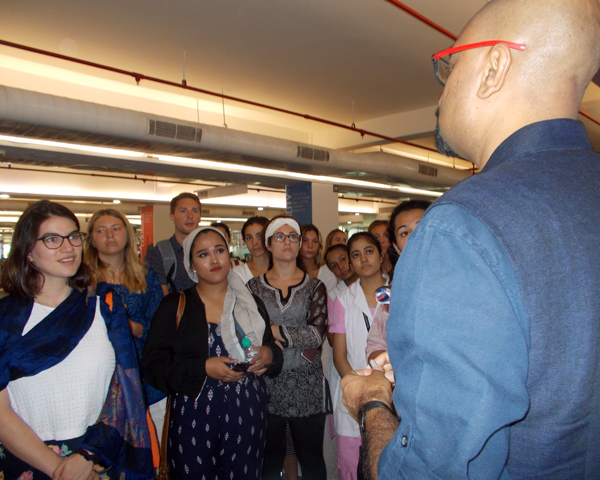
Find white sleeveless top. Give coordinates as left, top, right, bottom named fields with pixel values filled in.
left=7, top=300, right=116, bottom=441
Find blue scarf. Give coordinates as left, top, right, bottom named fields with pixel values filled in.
left=0, top=283, right=154, bottom=479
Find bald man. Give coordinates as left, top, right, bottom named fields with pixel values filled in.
left=342, top=0, right=600, bottom=478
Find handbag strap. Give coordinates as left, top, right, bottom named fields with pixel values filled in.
left=158, top=291, right=186, bottom=477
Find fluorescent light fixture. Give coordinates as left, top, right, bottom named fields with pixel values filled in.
left=113, top=199, right=121, bottom=204
left=355, top=212, right=360, bottom=216
left=0, top=194, right=9, bottom=199
left=258, top=207, right=264, bottom=211
left=0, top=135, right=443, bottom=198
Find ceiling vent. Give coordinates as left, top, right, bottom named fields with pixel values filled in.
left=297, top=146, right=330, bottom=162
left=418, top=164, right=438, bottom=177
left=148, top=120, right=202, bottom=143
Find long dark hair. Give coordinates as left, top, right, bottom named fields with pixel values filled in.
left=0, top=200, right=90, bottom=298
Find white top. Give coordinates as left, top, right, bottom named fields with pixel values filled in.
left=232, top=263, right=253, bottom=284
left=329, top=280, right=383, bottom=437
left=7, top=300, right=116, bottom=441
left=318, top=265, right=338, bottom=292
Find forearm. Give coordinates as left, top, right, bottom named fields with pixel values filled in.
left=280, top=324, right=324, bottom=348
left=129, top=320, right=143, bottom=338
left=332, top=334, right=353, bottom=378
left=0, top=390, right=62, bottom=476
left=367, top=349, right=386, bottom=362
left=361, top=407, right=400, bottom=480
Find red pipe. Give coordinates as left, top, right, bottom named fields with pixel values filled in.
left=384, top=0, right=457, bottom=41
left=0, top=39, right=437, bottom=153
left=384, top=1, right=600, bottom=129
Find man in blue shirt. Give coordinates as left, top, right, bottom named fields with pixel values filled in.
left=342, top=0, right=600, bottom=478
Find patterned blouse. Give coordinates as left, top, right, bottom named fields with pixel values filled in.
left=247, top=273, right=330, bottom=417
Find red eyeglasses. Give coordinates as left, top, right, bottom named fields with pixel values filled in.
left=432, top=40, right=526, bottom=86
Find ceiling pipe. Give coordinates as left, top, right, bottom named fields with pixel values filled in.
left=0, top=39, right=438, bottom=154
left=0, top=86, right=471, bottom=189
left=384, top=0, right=457, bottom=40
left=384, top=1, right=600, bottom=129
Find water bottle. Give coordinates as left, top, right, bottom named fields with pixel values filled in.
left=242, top=337, right=258, bottom=363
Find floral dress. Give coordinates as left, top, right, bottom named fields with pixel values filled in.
left=167, top=322, right=269, bottom=479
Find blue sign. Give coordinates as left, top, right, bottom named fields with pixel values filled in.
left=286, top=183, right=312, bottom=225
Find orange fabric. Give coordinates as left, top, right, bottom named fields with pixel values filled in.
left=147, top=409, right=160, bottom=468
left=105, top=291, right=113, bottom=311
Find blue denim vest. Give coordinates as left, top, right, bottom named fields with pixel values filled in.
left=435, top=119, right=600, bottom=477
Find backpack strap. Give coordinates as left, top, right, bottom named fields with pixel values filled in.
left=157, top=239, right=177, bottom=293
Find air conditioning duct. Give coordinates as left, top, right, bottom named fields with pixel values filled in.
left=0, top=85, right=470, bottom=189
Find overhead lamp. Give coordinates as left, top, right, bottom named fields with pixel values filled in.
left=113, top=199, right=121, bottom=204
left=355, top=212, right=360, bottom=216
left=347, top=221, right=352, bottom=224
left=0, top=194, right=9, bottom=199
left=258, top=207, right=264, bottom=211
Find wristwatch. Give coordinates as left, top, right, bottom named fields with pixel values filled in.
left=358, top=400, right=396, bottom=436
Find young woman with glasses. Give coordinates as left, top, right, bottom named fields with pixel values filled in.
left=85, top=208, right=166, bottom=441
left=0, top=200, right=153, bottom=479
left=247, top=216, right=330, bottom=480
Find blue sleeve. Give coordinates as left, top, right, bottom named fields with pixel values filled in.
left=378, top=205, right=530, bottom=479
left=140, top=268, right=165, bottom=344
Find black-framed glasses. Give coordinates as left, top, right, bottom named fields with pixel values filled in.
left=37, top=232, right=86, bottom=249
left=432, top=40, right=526, bottom=86
left=272, top=233, right=301, bottom=243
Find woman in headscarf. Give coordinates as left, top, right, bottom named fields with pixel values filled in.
left=0, top=200, right=153, bottom=480
left=142, top=226, right=282, bottom=479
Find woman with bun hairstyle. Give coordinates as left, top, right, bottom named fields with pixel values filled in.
left=85, top=208, right=166, bottom=439
left=329, top=232, right=387, bottom=480
left=0, top=200, right=153, bottom=479
left=247, top=216, right=330, bottom=480
left=142, top=226, right=282, bottom=479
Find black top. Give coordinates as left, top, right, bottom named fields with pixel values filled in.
left=141, top=287, right=282, bottom=399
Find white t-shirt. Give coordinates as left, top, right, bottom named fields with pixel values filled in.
left=318, top=265, right=338, bottom=292
left=7, top=300, right=116, bottom=441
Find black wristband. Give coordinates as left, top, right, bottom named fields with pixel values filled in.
left=358, top=400, right=396, bottom=435
left=73, top=448, right=102, bottom=465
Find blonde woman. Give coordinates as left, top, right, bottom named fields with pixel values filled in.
left=85, top=209, right=166, bottom=436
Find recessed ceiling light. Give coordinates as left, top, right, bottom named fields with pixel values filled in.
left=258, top=207, right=264, bottom=211
left=355, top=212, right=359, bottom=215
left=113, top=199, right=121, bottom=204
left=347, top=221, right=352, bottom=224
left=0, top=194, right=9, bottom=199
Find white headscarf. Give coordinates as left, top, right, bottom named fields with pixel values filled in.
left=182, top=226, right=265, bottom=360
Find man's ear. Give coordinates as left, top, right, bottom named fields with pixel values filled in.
left=477, top=43, right=512, bottom=99
left=169, top=212, right=175, bottom=222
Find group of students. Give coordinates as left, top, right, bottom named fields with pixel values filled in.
left=0, top=192, right=429, bottom=480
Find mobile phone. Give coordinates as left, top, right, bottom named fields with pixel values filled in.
left=232, top=362, right=251, bottom=372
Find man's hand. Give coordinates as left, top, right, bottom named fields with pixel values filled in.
left=341, top=369, right=393, bottom=422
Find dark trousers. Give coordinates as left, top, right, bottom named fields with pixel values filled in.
left=262, top=412, right=327, bottom=480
